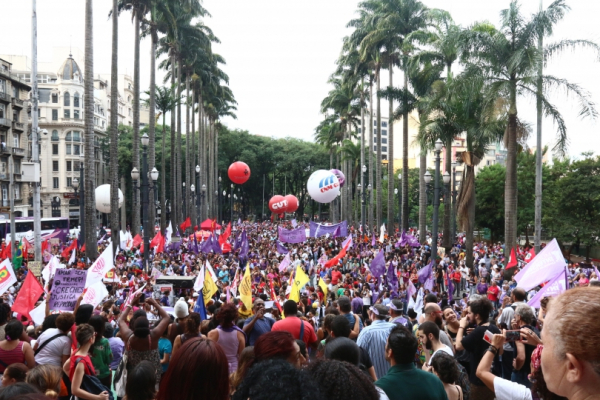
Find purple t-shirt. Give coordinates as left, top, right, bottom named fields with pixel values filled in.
left=108, top=337, right=125, bottom=370
left=477, top=283, right=488, bottom=295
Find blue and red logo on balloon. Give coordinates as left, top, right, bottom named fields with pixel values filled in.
left=319, top=175, right=339, bottom=193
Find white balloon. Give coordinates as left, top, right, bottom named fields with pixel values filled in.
left=94, top=184, right=124, bottom=213
left=307, top=169, right=340, bottom=203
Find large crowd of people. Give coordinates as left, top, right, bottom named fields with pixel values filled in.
left=0, top=219, right=599, bottom=400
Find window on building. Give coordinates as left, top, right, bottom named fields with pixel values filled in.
left=52, top=160, right=59, bottom=171
left=66, top=132, right=72, bottom=141
left=67, top=177, right=72, bottom=187
left=0, top=79, right=6, bottom=94
left=52, top=109, right=58, bottom=121
left=66, top=161, right=72, bottom=171
left=13, top=159, right=20, bottom=174
left=64, top=92, right=70, bottom=107
left=74, top=93, right=80, bottom=108
left=64, top=109, right=70, bottom=118
left=14, top=184, right=20, bottom=200
left=382, top=121, right=388, bottom=128
left=0, top=104, right=4, bottom=119
left=358, top=128, right=361, bottom=134
left=382, top=138, right=387, bottom=144
left=73, top=131, right=81, bottom=142
left=382, top=146, right=387, bottom=152
left=12, top=134, right=19, bottom=148
left=51, top=93, right=58, bottom=103
left=374, top=145, right=377, bottom=151
left=53, top=177, right=59, bottom=189
left=51, top=130, right=59, bottom=141
left=374, top=129, right=377, bottom=135
left=94, top=148, right=99, bottom=160
left=74, top=161, right=80, bottom=171
left=74, top=110, right=80, bottom=120
left=74, top=144, right=80, bottom=155
left=52, top=144, right=58, bottom=155
left=382, top=130, right=387, bottom=136
left=373, top=120, right=377, bottom=126
left=66, top=144, right=71, bottom=155
left=382, top=155, right=387, bottom=160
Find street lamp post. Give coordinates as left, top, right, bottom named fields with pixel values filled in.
left=221, top=190, right=225, bottom=223
left=72, top=166, right=84, bottom=244
left=195, top=165, right=201, bottom=227
left=190, top=184, right=196, bottom=229
left=217, top=176, right=221, bottom=223
left=360, top=165, right=367, bottom=230
left=230, top=184, right=234, bottom=222
left=132, top=133, right=159, bottom=272
left=431, top=139, right=443, bottom=262
left=397, top=172, right=402, bottom=231
left=450, top=161, right=459, bottom=242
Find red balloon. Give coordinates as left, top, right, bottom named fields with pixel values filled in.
left=228, top=161, right=251, bottom=184
left=269, top=195, right=288, bottom=213
left=284, top=195, right=299, bottom=213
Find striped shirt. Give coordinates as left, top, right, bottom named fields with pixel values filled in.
left=357, top=320, right=396, bottom=379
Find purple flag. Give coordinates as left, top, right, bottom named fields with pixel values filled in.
left=370, top=251, right=386, bottom=278
left=424, top=276, right=435, bottom=291
left=278, top=226, right=307, bottom=244
left=407, top=280, right=416, bottom=299
left=527, top=270, right=568, bottom=308
left=278, top=253, right=291, bottom=273
left=309, top=221, right=348, bottom=238
left=333, top=225, right=341, bottom=238
left=277, top=241, right=289, bottom=254
left=515, top=239, right=566, bottom=291
left=291, top=219, right=297, bottom=228
left=239, top=230, right=249, bottom=259
left=387, top=261, right=398, bottom=291
left=418, top=260, right=434, bottom=284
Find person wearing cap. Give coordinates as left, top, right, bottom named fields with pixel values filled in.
left=389, top=299, right=412, bottom=331
left=168, top=298, right=190, bottom=344
left=357, top=304, right=396, bottom=379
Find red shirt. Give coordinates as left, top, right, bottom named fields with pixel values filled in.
left=487, top=285, right=500, bottom=301
left=272, top=316, right=317, bottom=347
left=331, top=270, right=342, bottom=285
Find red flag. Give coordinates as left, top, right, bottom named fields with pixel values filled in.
left=506, top=247, right=518, bottom=269
left=80, top=243, right=86, bottom=253
left=61, top=239, right=77, bottom=259
left=11, top=272, right=44, bottom=320
left=132, top=234, right=142, bottom=248
left=219, top=223, right=231, bottom=246
left=179, top=217, right=191, bottom=233
left=156, top=234, right=165, bottom=254
left=221, top=242, right=231, bottom=254
left=140, top=243, right=144, bottom=254
left=150, top=231, right=163, bottom=248
left=21, top=238, right=31, bottom=258
left=1, top=241, right=11, bottom=260
left=524, top=248, right=536, bottom=263
left=41, top=240, right=49, bottom=253
left=324, top=240, right=352, bottom=268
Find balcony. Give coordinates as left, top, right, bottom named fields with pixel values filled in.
left=12, top=121, right=24, bottom=132
left=0, top=118, right=11, bottom=130
left=0, top=145, right=11, bottom=155
left=12, top=98, right=24, bottom=108
left=0, top=92, right=10, bottom=104
left=61, top=118, right=84, bottom=125
left=12, top=148, right=25, bottom=157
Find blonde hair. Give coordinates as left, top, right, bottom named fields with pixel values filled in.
left=26, top=364, right=63, bottom=399
left=547, top=287, right=600, bottom=375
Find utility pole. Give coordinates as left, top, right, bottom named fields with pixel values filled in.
left=534, top=0, right=543, bottom=254
left=32, top=0, right=42, bottom=261
left=9, top=157, right=15, bottom=263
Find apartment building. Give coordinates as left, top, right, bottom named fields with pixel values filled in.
left=0, top=58, right=31, bottom=218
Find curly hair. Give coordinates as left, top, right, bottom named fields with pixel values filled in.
left=306, top=359, right=378, bottom=400
left=430, top=351, right=460, bottom=384
left=469, top=297, right=494, bottom=322
left=41, top=314, right=59, bottom=333
left=232, top=359, right=323, bottom=400
left=55, top=313, right=75, bottom=333
left=216, top=303, right=238, bottom=329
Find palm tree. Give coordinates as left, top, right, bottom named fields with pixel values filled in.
left=110, top=0, right=119, bottom=257
left=461, top=1, right=598, bottom=256
left=84, top=0, right=97, bottom=259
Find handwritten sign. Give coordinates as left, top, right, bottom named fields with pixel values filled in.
left=49, top=238, right=61, bottom=246
left=49, top=269, right=86, bottom=311
left=28, top=261, right=42, bottom=277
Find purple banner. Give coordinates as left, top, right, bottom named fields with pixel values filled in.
left=309, top=221, right=347, bottom=238
left=49, top=269, right=86, bottom=311
left=278, top=226, right=307, bottom=244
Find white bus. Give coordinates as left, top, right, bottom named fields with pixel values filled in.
left=0, top=217, right=70, bottom=242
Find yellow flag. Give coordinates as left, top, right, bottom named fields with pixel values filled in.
left=318, top=277, right=328, bottom=300
left=202, top=270, right=218, bottom=305
left=239, top=265, right=253, bottom=310
left=289, top=265, right=310, bottom=303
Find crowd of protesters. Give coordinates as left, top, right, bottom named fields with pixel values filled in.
left=0, top=219, right=598, bottom=400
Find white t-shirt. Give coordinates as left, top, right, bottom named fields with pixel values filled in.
left=34, top=328, right=71, bottom=367
left=493, top=377, right=532, bottom=400
left=428, top=344, right=454, bottom=365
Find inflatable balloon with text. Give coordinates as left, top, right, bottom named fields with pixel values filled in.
left=330, top=168, right=346, bottom=187
left=269, top=195, right=288, bottom=213
left=307, top=169, right=340, bottom=203
left=228, top=161, right=251, bottom=184
left=284, top=195, right=299, bottom=213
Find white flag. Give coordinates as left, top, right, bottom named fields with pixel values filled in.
left=85, top=245, right=114, bottom=287
left=82, top=281, right=109, bottom=308
left=42, top=255, right=62, bottom=283
left=193, top=263, right=206, bottom=292
left=165, top=222, right=173, bottom=245
left=205, top=260, right=218, bottom=283
left=379, top=224, right=386, bottom=243
left=0, top=259, right=17, bottom=296
left=29, top=300, right=47, bottom=326
left=69, top=248, right=76, bottom=265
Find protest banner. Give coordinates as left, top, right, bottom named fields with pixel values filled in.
left=81, top=281, right=109, bottom=308
left=309, top=221, right=348, bottom=238
left=278, top=226, right=307, bottom=244
left=28, top=261, right=42, bottom=277
left=515, top=239, right=566, bottom=291
left=0, top=259, right=17, bottom=296
left=49, top=269, right=86, bottom=311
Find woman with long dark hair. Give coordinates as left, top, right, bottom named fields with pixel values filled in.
left=207, top=304, right=245, bottom=373
left=172, top=312, right=203, bottom=354
left=157, top=338, right=229, bottom=400
left=0, top=320, right=35, bottom=372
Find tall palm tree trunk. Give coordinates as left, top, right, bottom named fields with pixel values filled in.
left=160, top=112, right=166, bottom=232
left=131, top=13, right=141, bottom=236
left=465, top=165, right=475, bottom=269
left=148, top=34, right=156, bottom=233
left=208, top=119, right=213, bottom=219
left=387, top=65, right=394, bottom=233
left=185, top=72, right=190, bottom=225
left=109, top=0, right=119, bottom=256
left=419, top=153, right=426, bottom=243
left=360, top=78, right=365, bottom=230
left=443, top=140, right=451, bottom=249
left=198, top=97, right=204, bottom=221
left=84, top=0, right=97, bottom=259
left=534, top=17, right=543, bottom=253
left=505, top=81, right=518, bottom=257
left=191, top=87, right=196, bottom=227
left=170, top=53, right=176, bottom=228
left=401, top=64, right=409, bottom=233
left=375, top=68, right=382, bottom=230
left=214, top=123, right=219, bottom=218
left=368, top=80, right=374, bottom=230
left=176, top=58, right=183, bottom=223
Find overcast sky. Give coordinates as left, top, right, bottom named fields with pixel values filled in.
left=0, top=0, right=598, bottom=158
